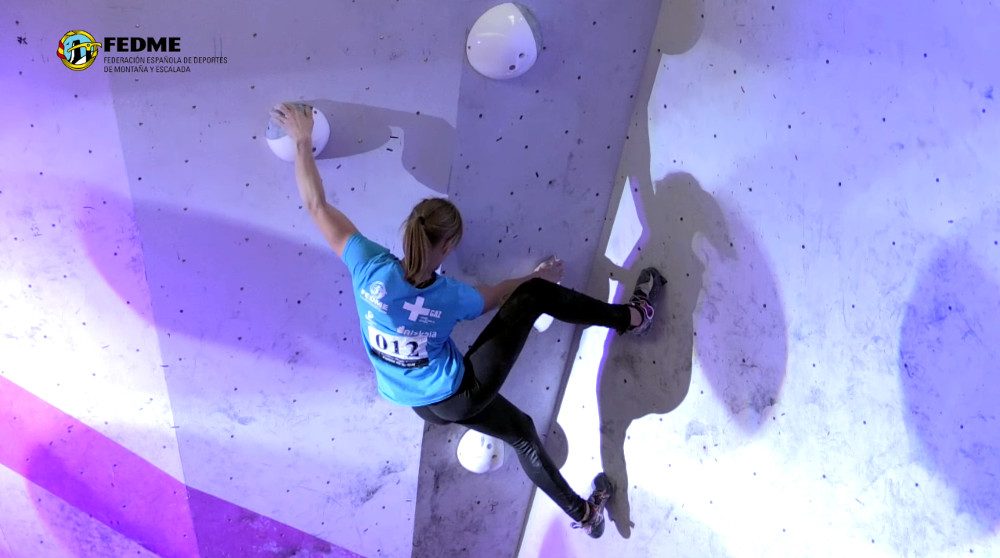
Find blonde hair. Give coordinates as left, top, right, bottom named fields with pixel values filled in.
left=402, top=198, right=463, bottom=285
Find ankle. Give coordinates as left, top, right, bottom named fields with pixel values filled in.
left=629, top=306, right=642, bottom=328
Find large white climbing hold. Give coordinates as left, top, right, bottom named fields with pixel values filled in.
left=266, top=103, right=330, bottom=162
left=466, top=3, right=541, bottom=80
left=457, top=429, right=506, bottom=473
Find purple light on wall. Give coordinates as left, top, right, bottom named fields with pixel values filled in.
left=76, top=190, right=366, bottom=369
left=899, top=242, right=1000, bottom=532
left=0, top=376, right=362, bottom=557
left=536, top=517, right=572, bottom=557
left=1, top=375, right=199, bottom=556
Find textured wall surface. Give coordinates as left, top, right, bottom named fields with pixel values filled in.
left=3, top=1, right=999, bottom=557
left=2, top=1, right=660, bottom=557
left=3, top=2, right=466, bottom=557
left=521, top=0, right=1000, bottom=557
left=412, top=1, right=661, bottom=557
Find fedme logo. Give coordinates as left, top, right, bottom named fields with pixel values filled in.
left=57, top=30, right=102, bottom=71
left=105, top=36, right=181, bottom=52
left=58, top=30, right=182, bottom=71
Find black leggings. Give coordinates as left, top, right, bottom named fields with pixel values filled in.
left=413, top=277, right=632, bottom=522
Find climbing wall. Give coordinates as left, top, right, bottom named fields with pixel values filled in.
left=2, top=0, right=659, bottom=556
left=2, top=2, right=466, bottom=556
left=4, top=1, right=997, bottom=557
left=411, top=1, right=662, bottom=557
left=520, top=1, right=1000, bottom=557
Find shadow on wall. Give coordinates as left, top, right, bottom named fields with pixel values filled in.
left=596, top=174, right=786, bottom=537
left=77, top=190, right=368, bottom=371
left=899, top=241, right=1000, bottom=533
left=588, top=0, right=786, bottom=537
left=693, top=199, right=787, bottom=431
left=309, top=99, right=457, bottom=195
left=654, top=0, right=706, bottom=56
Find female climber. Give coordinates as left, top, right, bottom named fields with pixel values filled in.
left=271, top=102, right=665, bottom=538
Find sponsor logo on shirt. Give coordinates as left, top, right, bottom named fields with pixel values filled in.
left=402, top=296, right=443, bottom=324
left=396, top=325, right=438, bottom=338
left=361, top=281, right=389, bottom=312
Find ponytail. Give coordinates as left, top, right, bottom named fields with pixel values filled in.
left=403, top=217, right=433, bottom=284
left=402, top=199, right=463, bottom=285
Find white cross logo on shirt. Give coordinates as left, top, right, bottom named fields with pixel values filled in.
left=403, top=296, right=435, bottom=322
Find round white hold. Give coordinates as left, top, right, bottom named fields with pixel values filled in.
left=456, top=429, right=506, bottom=474
left=266, top=104, right=330, bottom=162
left=467, top=3, right=541, bottom=80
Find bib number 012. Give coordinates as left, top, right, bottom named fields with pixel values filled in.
left=367, top=326, right=429, bottom=368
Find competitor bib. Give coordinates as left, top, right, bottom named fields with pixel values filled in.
left=367, top=325, right=430, bottom=368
